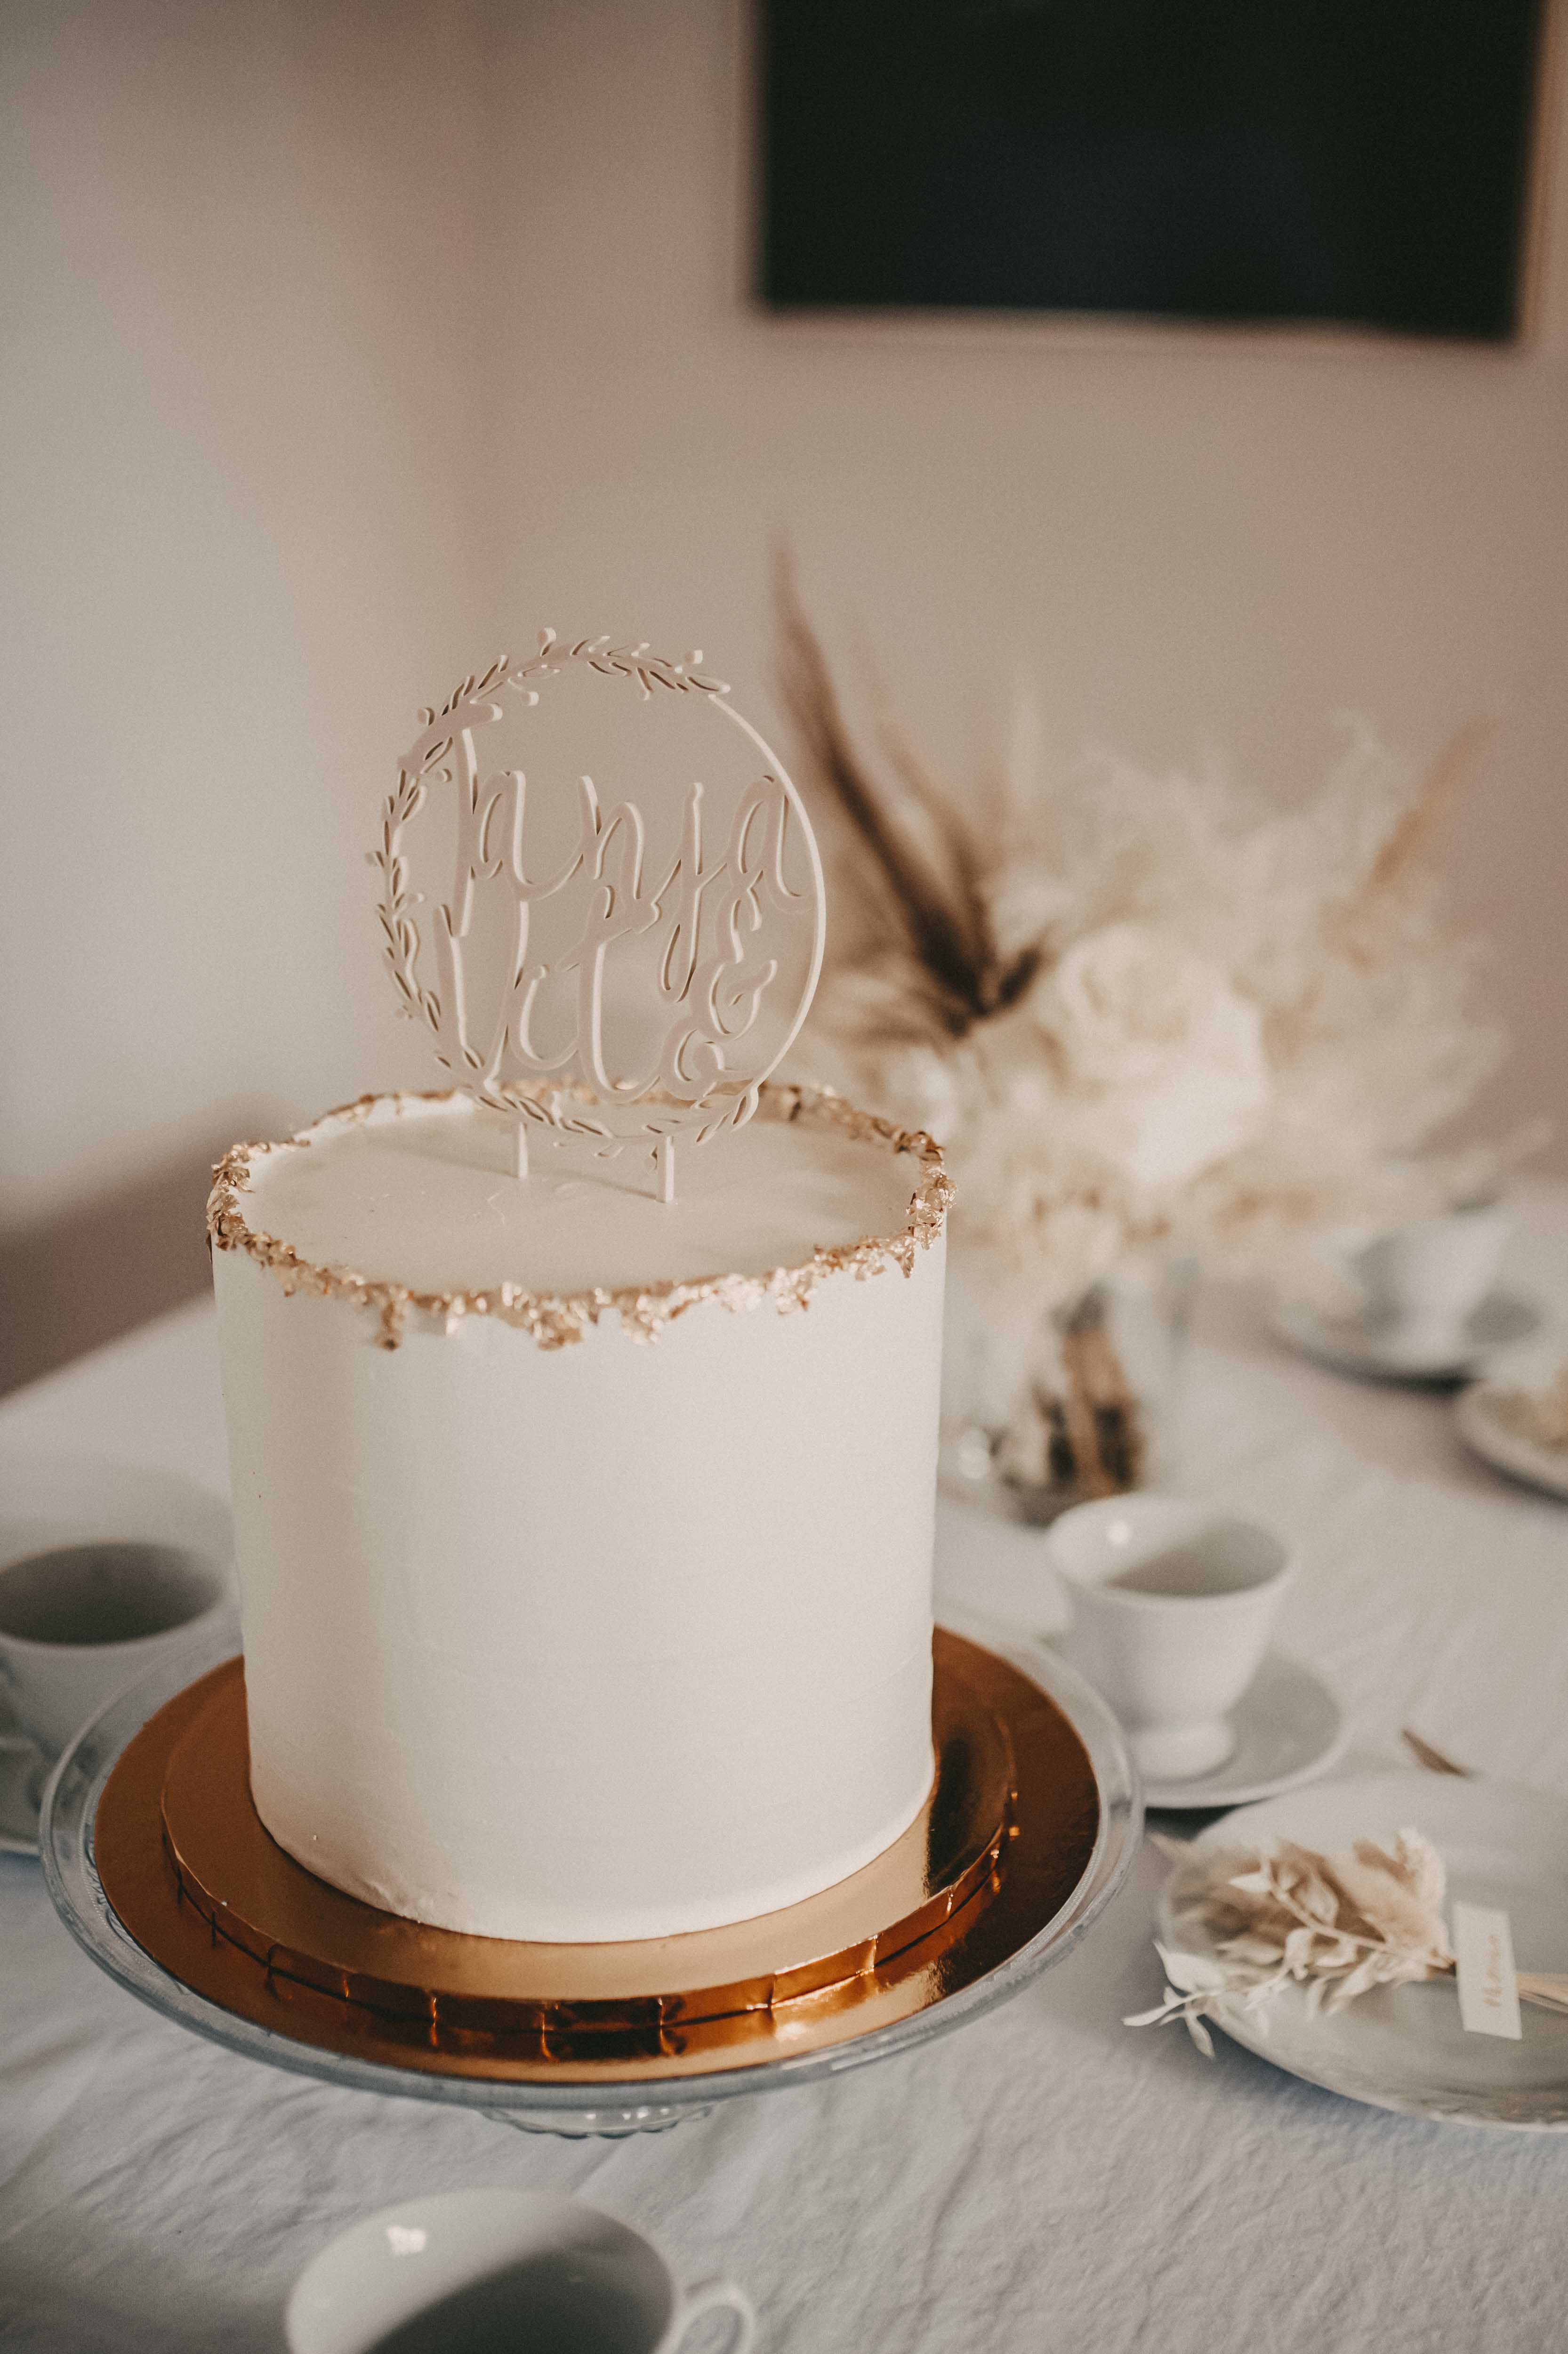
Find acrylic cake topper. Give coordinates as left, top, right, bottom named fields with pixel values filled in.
left=373, top=632, right=825, bottom=1201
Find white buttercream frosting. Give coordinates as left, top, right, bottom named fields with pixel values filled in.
left=212, top=1090, right=948, bottom=1942
left=232, top=1090, right=917, bottom=1297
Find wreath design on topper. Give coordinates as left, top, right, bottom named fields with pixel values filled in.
left=373, top=632, right=825, bottom=1201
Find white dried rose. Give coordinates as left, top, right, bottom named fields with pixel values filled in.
left=987, top=860, right=1071, bottom=964
left=873, top=1045, right=965, bottom=1146
left=1033, top=923, right=1271, bottom=1192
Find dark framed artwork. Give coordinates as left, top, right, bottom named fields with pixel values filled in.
left=757, top=1, right=1547, bottom=340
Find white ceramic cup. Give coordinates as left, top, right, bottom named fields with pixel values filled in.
left=1044, top=1495, right=1294, bottom=1782
left=285, top=2191, right=756, bottom=2354
left=0, top=1538, right=233, bottom=1760
left=1351, top=1199, right=1511, bottom=1347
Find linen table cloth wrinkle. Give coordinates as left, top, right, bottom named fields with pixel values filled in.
left=2, top=1186, right=1568, bottom=2351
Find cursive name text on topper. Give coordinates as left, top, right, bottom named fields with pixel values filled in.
left=373, top=633, right=825, bottom=1201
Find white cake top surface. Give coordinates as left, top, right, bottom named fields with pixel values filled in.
left=223, top=1090, right=933, bottom=1299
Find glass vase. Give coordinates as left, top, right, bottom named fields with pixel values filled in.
left=940, top=1258, right=1196, bottom=1524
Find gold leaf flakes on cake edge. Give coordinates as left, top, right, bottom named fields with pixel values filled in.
left=206, top=1084, right=952, bottom=1351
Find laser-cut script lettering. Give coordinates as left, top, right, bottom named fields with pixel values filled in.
left=373, top=633, right=826, bottom=1200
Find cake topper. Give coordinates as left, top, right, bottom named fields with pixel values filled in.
left=373, top=633, right=825, bottom=1201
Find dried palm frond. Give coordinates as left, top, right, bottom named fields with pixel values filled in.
left=775, top=563, right=1040, bottom=1043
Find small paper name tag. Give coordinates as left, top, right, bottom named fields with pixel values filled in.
left=1452, top=1901, right=1522, bottom=2040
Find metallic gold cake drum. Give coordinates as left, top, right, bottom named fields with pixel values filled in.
left=93, top=1630, right=1101, bottom=2085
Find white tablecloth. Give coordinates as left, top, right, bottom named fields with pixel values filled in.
left=4, top=1201, right=1568, bottom=2352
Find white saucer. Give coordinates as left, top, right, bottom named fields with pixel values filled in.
left=0, top=1730, right=45, bottom=1856
left=1270, top=1289, right=1541, bottom=1383
left=1455, top=1356, right=1568, bottom=1502
left=1156, top=1773, right=1568, bottom=2128
left=1142, top=1651, right=1347, bottom=1811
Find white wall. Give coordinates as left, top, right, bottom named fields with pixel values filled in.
left=3, top=0, right=1564, bottom=1386
left=1, top=0, right=497, bottom=1197
left=0, top=0, right=491, bottom=1380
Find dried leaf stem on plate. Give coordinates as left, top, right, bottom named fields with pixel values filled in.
left=1127, top=1832, right=1568, bottom=2056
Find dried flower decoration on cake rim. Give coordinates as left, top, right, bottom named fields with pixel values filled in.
left=207, top=1083, right=952, bottom=1352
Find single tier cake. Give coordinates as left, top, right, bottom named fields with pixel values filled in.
left=209, top=1085, right=949, bottom=1942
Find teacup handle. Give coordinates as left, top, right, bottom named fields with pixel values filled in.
left=667, top=2276, right=756, bottom=2352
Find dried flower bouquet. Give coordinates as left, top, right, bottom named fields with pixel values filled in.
left=778, top=585, right=1515, bottom=1502
left=1129, top=1832, right=1568, bottom=2056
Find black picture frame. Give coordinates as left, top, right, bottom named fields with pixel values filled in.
left=758, top=0, right=1547, bottom=341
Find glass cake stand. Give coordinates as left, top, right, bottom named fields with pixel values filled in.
left=41, top=1620, right=1139, bottom=2139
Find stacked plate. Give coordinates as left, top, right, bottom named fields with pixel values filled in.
left=1454, top=1347, right=1568, bottom=1502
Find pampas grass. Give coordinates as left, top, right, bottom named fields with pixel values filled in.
left=778, top=582, right=1512, bottom=1320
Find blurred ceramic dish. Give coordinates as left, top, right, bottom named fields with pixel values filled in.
left=0, top=1448, right=234, bottom=1579
left=287, top=2190, right=753, bottom=2354
left=1270, top=1290, right=1540, bottom=1383
left=1455, top=1356, right=1568, bottom=1502
left=0, top=1451, right=237, bottom=1795
left=1043, top=1494, right=1295, bottom=1783
left=1347, top=1200, right=1512, bottom=1349
left=0, top=1541, right=235, bottom=1760
left=1141, top=1651, right=1347, bottom=1811
left=1157, top=1773, right=1568, bottom=2128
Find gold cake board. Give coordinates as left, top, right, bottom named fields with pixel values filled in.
left=93, top=1629, right=1101, bottom=2087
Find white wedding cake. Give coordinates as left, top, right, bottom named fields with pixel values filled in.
left=207, top=631, right=950, bottom=1944
left=209, top=1086, right=948, bottom=1941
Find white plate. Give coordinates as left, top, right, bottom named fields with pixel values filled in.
left=1142, top=1652, right=1347, bottom=1811
left=1455, top=1359, right=1568, bottom=1502
left=1270, top=1290, right=1541, bottom=1383
left=1157, top=1774, right=1568, bottom=2128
